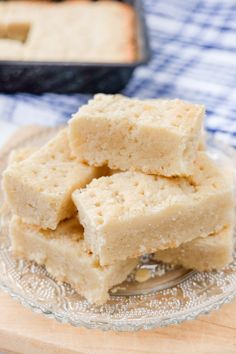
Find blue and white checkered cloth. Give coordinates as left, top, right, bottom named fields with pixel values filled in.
left=0, top=0, right=236, bottom=146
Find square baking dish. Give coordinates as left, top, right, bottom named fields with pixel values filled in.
left=0, top=0, right=150, bottom=93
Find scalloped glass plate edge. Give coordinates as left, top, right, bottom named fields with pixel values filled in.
left=0, top=281, right=236, bottom=331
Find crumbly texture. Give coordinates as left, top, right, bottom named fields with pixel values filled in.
left=72, top=152, right=235, bottom=265
left=10, top=215, right=137, bottom=304
left=1, top=147, right=36, bottom=232
left=8, top=146, right=37, bottom=164
left=0, top=1, right=136, bottom=62
left=154, top=227, right=234, bottom=271
left=0, top=200, right=11, bottom=233
left=69, top=94, right=204, bottom=177
left=3, top=129, right=105, bottom=230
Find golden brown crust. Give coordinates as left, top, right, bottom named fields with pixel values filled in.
left=0, top=0, right=137, bottom=62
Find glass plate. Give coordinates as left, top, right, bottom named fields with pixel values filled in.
left=0, top=127, right=235, bottom=331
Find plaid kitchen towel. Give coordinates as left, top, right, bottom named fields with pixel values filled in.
left=0, top=0, right=236, bottom=147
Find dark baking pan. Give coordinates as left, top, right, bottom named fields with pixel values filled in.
left=0, top=0, right=150, bottom=93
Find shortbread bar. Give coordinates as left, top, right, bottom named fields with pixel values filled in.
left=73, top=152, right=234, bottom=265
left=0, top=1, right=136, bottom=62
left=10, top=215, right=137, bottom=304
left=1, top=147, right=36, bottom=233
left=69, top=94, right=204, bottom=176
left=154, top=227, right=234, bottom=271
left=3, top=129, right=104, bottom=230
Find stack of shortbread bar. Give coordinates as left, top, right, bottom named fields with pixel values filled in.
left=2, top=94, right=235, bottom=304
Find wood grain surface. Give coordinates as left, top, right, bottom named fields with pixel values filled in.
left=0, top=126, right=236, bottom=354
left=0, top=291, right=236, bottom=354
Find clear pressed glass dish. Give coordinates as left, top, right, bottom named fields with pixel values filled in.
left=0, top=127, right=235, bottom=331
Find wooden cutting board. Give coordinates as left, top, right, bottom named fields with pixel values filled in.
left=0, top=126, right=236, bottom=354
left=0, top=290, right=236, bottom=354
